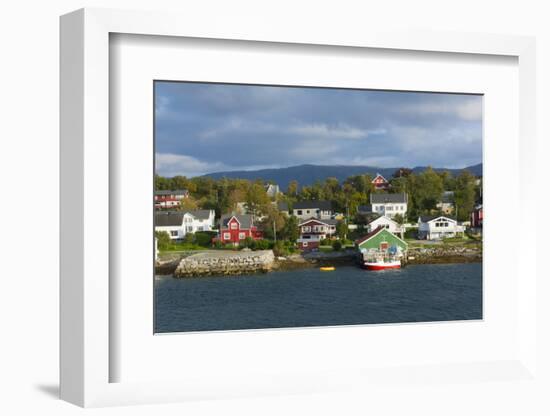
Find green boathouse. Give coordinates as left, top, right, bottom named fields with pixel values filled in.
left=355, top=226, right=408, bottom=252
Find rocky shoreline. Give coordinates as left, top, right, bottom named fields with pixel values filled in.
left=155, top=246, right=482, bottom=277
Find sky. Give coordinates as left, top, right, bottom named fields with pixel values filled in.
left=155, top=82, right=483, bottom=178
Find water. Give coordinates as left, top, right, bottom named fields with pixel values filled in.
left=154, top=263, right=482, bottom=333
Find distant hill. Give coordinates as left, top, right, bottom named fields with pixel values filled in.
left=202, top=163, right=482, bottom=190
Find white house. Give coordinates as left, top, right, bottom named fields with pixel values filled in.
left=155, top=210, right=215, bottom=240
left=417, top=215, right=465, bottom=240
left=366, top=215, right=404, bottom=237
left=369, top=193, right=408, bottom=218
left=292, top=200, right=333, bottom=220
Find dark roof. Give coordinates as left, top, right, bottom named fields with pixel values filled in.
left=186, top=210, right=213, bottom=220
left=298, top=217, right=338, bottom=226
left=370, top=193, right=407, bottom=204
left=419, top=215, right=455, bottom=223
left=293, top=200, right=332, bottom=210
left=277, top=201, right=289, bottom=212
left=220, top=214, right=254, bottom=229
left=155, top=189, right=188, bottom=196
left=357, top=204, right=373, bottom=213
left=155, top=211, right=184, bottom=226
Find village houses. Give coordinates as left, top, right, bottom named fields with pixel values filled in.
left=417, top=215, right=465, bottom=240
left=297, top=217, right=338, bottom=251
left=154, top=189, right=189, bottom=209
left=218, top=214, right=263, bottom=245
left=292, top=200, right=333, bottom=221
left=155, top=209, right=215, bottom=240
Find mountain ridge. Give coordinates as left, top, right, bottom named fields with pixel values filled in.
left=202, top=163, right=483, bottom=190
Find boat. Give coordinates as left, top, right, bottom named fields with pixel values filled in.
left=363, top=258, right=401, bottom=270
left=320, top=266, right=335, bottom=271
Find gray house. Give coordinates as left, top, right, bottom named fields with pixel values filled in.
left=292, top=200, right=333, bottom=220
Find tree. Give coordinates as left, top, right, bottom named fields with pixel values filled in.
left=155, top=231, right=171, bottom=250
left=393, top=213, right=405, bottom=225
left=411, top=167, right=444, bottom=213
left=454, top=171, right=476, bottom=221
left=281, top=215, right=300, bottom=242
left=393, top=167, right=413, bottom=178
left=336, top=220, right=347, bottom=240
left=287, top=180, right=299, bottom=197
left=245, top=182, right=270, bottom=218
left=177, top=197, right=199, bottom=211
left=259, top=204, right=286, bottom=240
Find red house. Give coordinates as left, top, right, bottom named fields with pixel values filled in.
left=471, top=204, right=483, bottom=229
left=371, top=173, right=390, bottom=190
left=218, top=214, right=263, bottom=245
left=297, top=218, right=338, bottom=251
left=154, top=189, right=189, bottom=209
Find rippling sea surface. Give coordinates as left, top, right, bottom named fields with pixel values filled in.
left=154, top=263, right=482, bottom=333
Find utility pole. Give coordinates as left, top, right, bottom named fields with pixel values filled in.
left=273, top=220, right=277, bottom=243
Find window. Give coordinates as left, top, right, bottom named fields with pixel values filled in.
left=306, top=210, right=310, bottom=214
left=186, top=226, right=193, bottom=232
left=386, top=206, right=393, bottom=211
left=230, top=222, right=237, bottom=229
left=239, top=232, right=246, bottom=240
left=170, top=230, right=178, bottom=237
left=297, top=210, right=303, bottom=215
left=223, top=233, right=230, bottom=240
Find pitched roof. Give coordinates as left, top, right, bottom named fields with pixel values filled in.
left=298, top=217, right=338, bottom=226
left=368, top=215, right=398, bottom=226
left=419, top=215, right=456, bottom=223
left=355, top=225, right=408, bottom=247
left=372, top=173, right=389, bottom=183
left=370, top=193, right=407, bottom=204
left=220, top=214, right=254, bottom=229
left=293, top=200, right=332, bottom=210
left=186, top=210, right=213, bottom=220
left=155, top=189, right=188, bottom=196
left=155, top=211, right=184, bottom=226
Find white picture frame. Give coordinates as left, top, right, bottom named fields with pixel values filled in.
left=60, top=8, right=537, bottom=407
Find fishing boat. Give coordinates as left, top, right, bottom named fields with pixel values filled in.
left=362, top=258, right=401, bottom=270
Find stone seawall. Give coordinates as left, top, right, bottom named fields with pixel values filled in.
left=174, top=250, right=275, bottom=278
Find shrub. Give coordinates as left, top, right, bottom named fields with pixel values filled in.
left=256, top=239, right=272, bottom=250
left=240, top=236, right=256, bottom=249
left=155, top=231, right=171, bottom=250
left=195, top=231, right=217, bottom=247
left=273, top=240, right=290, bottom=256
left=332, top=240, right=343, bottom=251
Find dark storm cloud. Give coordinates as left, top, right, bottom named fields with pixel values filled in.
left=155, top=82, right=482, bottom=177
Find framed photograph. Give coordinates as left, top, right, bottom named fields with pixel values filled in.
left=60, top=8, right=538, bottom=407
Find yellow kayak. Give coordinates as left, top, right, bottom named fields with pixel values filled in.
left=320, top=266, right=335, bottom=271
